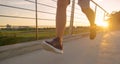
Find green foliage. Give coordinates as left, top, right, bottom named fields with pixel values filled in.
left=0, top=28, right=56, bottom=46
left=0, top=27, right=89, bottom=46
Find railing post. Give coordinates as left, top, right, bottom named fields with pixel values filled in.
left=95, top=5, right=97, bottom=18
left=35, top=0, right=38, bottom=40
left=69, top=0, right=75, bottom=35
left=91, top=0, right=109, bottom=16
left=103, top=12, right=106, bottom=21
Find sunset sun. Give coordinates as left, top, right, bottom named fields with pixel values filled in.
left=96, top=21, right=109, bottom=28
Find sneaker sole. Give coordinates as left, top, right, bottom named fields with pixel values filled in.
left=41, top=41, right=63, bottom=54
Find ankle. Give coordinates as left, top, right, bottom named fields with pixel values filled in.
left=90, top=24, right=96, bottom=28
left=56, top=37, right=62, bottom=42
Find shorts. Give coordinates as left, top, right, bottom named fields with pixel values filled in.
left=78, top=0, right=90, bottom=8
left=57, top=0, right=90, bottom=8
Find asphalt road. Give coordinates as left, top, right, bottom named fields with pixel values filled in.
left=0, top=31, right=120, bottom=64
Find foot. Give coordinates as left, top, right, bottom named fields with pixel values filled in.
left=90, top=24, right=97, bottom=40
left=42, top=37, right=63, bottom=54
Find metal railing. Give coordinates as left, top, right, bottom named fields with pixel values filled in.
left=69, top=0, right=109, bottom=34
left=0, top=0, right=109, bottom=41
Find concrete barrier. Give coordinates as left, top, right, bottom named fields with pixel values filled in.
left=0, top=33, right=89, bottom=61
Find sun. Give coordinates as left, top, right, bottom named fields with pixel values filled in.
left=96, top=21, right=109, bottom=28
left=95, top=11, right=109, bottom=28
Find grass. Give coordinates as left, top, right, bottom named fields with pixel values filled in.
left=0, top=27, right=89, bottom=46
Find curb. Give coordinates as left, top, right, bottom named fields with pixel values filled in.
left=0, top=40, right=43, bottom=61
left=0, top=33, right=89, bottom=61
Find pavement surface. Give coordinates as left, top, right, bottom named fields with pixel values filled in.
left=0, top=31, right=120, bottom=64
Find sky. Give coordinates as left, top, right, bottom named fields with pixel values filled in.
left=0, top=0, right=120, bottom=27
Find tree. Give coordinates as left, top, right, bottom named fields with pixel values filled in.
left=108, top=11, right=120, bottom=30
left=6, top=24, right=12, bottom=30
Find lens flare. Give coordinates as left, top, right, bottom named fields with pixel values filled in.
left=96, top=21, right=109, bottom=28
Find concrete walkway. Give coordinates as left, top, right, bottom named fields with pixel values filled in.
left=0, top=31, right=120, bottom=64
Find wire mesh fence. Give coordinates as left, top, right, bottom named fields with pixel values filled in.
left=0, top=0, right=108, bottom=46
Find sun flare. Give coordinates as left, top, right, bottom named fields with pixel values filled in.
left=96, top=21, right=109, bottom=28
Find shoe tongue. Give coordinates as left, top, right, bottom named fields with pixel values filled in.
left=53, top=37, right=59, bottom=41
left=53, top=37, right=62, bottom=43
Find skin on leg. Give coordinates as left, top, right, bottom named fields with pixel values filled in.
left=78, top=0, right=96, bottom=39
left=81, top=8, right=95, bottom=26
left=56, top=0, right=70, bottom=41
left=78, top=0, right=95, bottom=26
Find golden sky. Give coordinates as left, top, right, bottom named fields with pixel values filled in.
left=0, top=0, right=120, bottom=27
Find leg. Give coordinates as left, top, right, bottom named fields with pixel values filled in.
left=42, top=0, right=70, bottom=54
left=78, top=0, right=95, bottom=26
left=78, top=0, right=96, bottom=39
left=56, top=0, right=70, bottom=41
left=81, top=8, right=95, bottom=26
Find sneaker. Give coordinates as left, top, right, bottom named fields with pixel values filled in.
left=41, top=37, right=63, bottom=54
left=90, top=24, right=97, bottom=40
